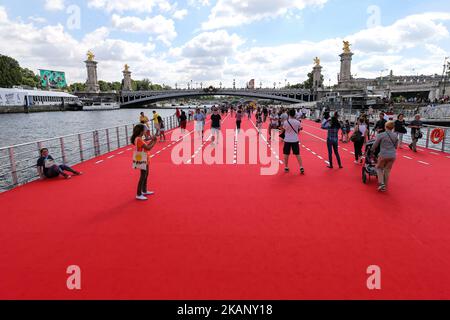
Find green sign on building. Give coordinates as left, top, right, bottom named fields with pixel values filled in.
left=39, top=69, right=67, bottom=88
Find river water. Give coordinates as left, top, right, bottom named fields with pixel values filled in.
left=0, top=106, right=206, bottom=148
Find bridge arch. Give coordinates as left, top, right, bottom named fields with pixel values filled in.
left=120, top=90, right=315, bottom=108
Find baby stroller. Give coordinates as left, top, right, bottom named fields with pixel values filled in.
left=362, top=139, right=378, bottom=184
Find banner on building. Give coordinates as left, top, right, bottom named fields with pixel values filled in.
left=39, top=70, right=67, bottom=88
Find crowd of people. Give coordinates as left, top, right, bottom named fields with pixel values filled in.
left=37, top=104, right=426, bottom=200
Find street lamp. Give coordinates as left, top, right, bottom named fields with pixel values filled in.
left=219, top=82, right=222, bottom=89
left=259, top=81, right=262, bottom=89
left=442, top=57, right=450, bottom=98
left=273, top=82, right=276, bottom=89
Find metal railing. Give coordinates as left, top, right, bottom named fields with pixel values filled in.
left=0, top=114, right=180, bottom=192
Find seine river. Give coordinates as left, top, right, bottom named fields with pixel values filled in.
left=0, top=107, right=205, bottom=148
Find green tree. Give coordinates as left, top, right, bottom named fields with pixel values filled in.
left=20, top=68, right=40, bottom=88
left=0, top=54, right=22, bottom=88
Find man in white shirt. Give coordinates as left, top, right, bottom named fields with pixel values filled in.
left=282, top=109, right=305, bottom=175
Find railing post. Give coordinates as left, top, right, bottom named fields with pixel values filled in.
left=60, top=137, right=67, bottom=164
left=125, top=125, right=129, bottom=145
left=426, top=127, right=430, bottom=149
left=8, top=147, right=18, bottom=186
left=78, top=134, right=84, bottom=162
left=443, top=128, right=448, bottom=153
left=106, top=128, right=111, bottom=152
left=116, top=127, right=121, bottom=148
left=93, top=131, right=100, bottom=157
left=37, top=142, right=43, bottom=155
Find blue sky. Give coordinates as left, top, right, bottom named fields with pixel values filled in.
left=0, top=0, right=449, bottom=87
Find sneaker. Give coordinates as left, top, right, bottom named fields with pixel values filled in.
left=354, top=160, right=359, bottom=164
left=284, top=167, right=290, bottom=173
left=327, top=165, right=333, bottom=169
left=143, top=191, right=155, bottom=196
left=75, top=171, right=83, bottom=176
left=136, top=195, right=148, bottom=201
left=300, top=167, right=305, bottom=175
left=339, top=165, right=343, bottom=169
left=64, top=175, right=71, bottom=179
left=377, top=184, right=386, bottom=192
left=408, top=144, right=413, bottom=151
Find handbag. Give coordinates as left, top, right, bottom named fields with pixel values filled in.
left=132, top=150, right=148, bottom=170
left=414, top=130, right=423, bottom=140
left=350, top=130, right=363, bottom=143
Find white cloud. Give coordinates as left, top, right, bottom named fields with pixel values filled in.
left=111, top=14, right=177, bottom=46
left=87, top=0, right=172, bottom=13
left=188, top=0, right=210, bottom=8
left=44, top=0, right=65, bottom=11
left=0, top=5, right=449, bottom=89
left=173, top=9, right=188, bottom=20
left=202, top=0, right=327, bottom=30
left=28, top=16, right=47, bottom=24
left=349, top=12, right=450, bottom=54
left=0, top=6, right=8, bottom=22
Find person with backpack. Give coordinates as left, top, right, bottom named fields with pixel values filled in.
left=408, top=114, right=423, bottom=152
left=394, top=113, right=407, bottom=148
left=322, top=112, right=343, bottom=169
left=351, top=117, right=369, bottom=164
left=372, top=121, right=398, bottom=192
left=281, top=109, right=305, bottom=175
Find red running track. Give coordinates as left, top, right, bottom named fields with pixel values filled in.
left=0, top=114, right=450, bottom=300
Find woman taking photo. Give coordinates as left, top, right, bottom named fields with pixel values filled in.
left=322, top=112, right=343, bottom=169
left=372, top=121, right=398, bottom=192
left=131, top=124, right=158, bottom=201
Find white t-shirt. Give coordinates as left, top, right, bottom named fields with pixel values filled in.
left=357, top=124, right=367, bottom=136
left=283, top=118, right=301, bottom=143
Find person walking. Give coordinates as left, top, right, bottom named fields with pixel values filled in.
left=210, top=107, right=222, bottom=145
left=372, top=121, right=398, bottom=192
left=236, top=108, right=243, bottom=133
left=131, top=124, right=157, bottom=201
left=322, top=112, right=343, bottom=169
left=373, top=112, right=387, bottom=136
left=408, top=114, right=423, bottom=152
left=351, top=117, right=369, bottom=164
left=281, top=109, right=305, bottom=175
left=394, top=113, right=407, bottom=148
left=194, top=108, right=206, bottom=140
left=179, top=111, right=187, bottom=133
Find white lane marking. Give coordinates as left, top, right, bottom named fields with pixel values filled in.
left=107, top=155, right=115, bottom=159
left=343, top=148, right=348, bottom=151
left=118, top=151, right=124, bottom=155
left=250, top=119, right=284, bottom=165
left=430, top=152, right=439, bottom=155
left=126, top=148, right=132, bottom=151
left=95, top=160, right=104, bottom=164
left=318, top=156, right=323, bottom=160
left=350, top=152, right=355, bottom=155
left=418, top=161, right=430, bottom=165
left=301, top=129, right=327, bottom=142
left=403, top=156, right=413, bottom=160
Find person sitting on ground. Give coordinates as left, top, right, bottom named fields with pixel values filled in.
left=37, top=148, right=82, bottom=180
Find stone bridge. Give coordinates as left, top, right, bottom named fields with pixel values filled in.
left=120, top=88, right=316, bottom=107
